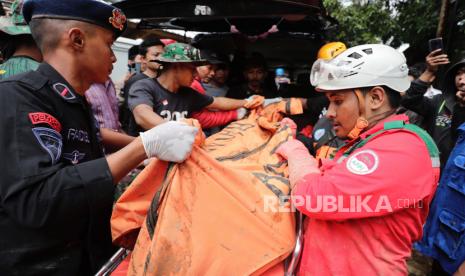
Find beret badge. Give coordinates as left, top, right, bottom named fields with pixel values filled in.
left=109, top=9, right=126, bottom=31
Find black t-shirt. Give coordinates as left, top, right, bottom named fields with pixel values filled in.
left=128, top=78, right=214, bottom=130
left=125, top=73, right=149, bottom=93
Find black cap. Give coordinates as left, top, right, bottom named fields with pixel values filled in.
left=200, top=49, right=229, bottom=65
left=23, top=0, right=127, bottom=37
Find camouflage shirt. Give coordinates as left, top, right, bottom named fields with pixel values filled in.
left=0, top=56, right=40, bottom=80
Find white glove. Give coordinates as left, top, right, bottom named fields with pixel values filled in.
left=245, top=95, right=255, bottom=103
left=236, top=107, right=248, bottom=120
left=140, top=121, right=198, bottom=162
left=263, top=97, right=283, bottom=107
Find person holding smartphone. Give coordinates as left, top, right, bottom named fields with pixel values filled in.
left=414, top=53, right=465, bottom=276
left=401, top=43, right=465, bottom=168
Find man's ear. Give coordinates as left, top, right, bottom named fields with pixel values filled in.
left=367, top=86, right=385, bottom=110
left=68, top=28, right=85, bottom=50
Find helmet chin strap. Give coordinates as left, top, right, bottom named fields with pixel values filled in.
left=347, top=89, right=369, bottom=140
left=346, top=88, right=397, bottom=140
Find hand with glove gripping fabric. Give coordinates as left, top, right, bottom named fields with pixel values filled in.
left=276, top=139, right=320, bottom=189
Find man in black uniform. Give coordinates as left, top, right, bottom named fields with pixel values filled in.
left=0, top=0, right=198, bottom=275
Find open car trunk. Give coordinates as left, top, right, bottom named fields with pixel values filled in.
left=113, top=0, right=336, bottom=71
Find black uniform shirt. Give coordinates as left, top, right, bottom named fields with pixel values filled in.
left=0, top=63, right=115, bottom=275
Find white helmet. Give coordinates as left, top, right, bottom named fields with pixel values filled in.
left=310, top=44, right=410, bottom=93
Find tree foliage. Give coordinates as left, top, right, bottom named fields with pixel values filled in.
left=323, top=0, right=396, bottom=46
left=323, top=0, right=464, bottom=64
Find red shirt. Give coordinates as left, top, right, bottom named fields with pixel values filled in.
left=293, top=114, right=439, bottom=275
left=190, top=79, right=237, bottom=129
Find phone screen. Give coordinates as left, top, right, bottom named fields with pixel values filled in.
left=428, top=38, right=443, bottom=53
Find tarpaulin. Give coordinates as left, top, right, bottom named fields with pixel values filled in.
left=111, top=99, right=303, bottom=275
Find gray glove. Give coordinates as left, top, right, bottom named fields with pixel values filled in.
left=140, top=121, right=198, bottom=162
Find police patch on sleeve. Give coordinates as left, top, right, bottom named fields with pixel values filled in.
left=346, top=150, right=379, bottom=175
left=32, top=127, right=63, bottom=165
left=29, top=112, right=62, bottom=132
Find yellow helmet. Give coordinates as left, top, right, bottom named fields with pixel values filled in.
left=317, top=42, right=347, bottom=60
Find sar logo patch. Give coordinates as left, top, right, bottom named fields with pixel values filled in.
left=32, top=127, right=63, bottom=165
left=53, top=83, right=76, bottom=101
left=346, top=150, right=379, bottom=175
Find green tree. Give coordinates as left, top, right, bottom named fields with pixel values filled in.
left=393, top=0, right=440, bottom=63
left=323, top=0, right=397, bottom=47
left=323, top=0, right=464, bottom=64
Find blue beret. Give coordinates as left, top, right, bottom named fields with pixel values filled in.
left=22, top=0, right=127, bottom=37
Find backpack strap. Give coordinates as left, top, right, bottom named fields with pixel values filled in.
left=342, top=120, right=440, bottom=168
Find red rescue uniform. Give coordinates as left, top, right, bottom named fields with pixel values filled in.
left=293, top=114, right=440, bottom=275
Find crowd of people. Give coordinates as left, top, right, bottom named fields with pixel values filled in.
left=0, top=0, right=464, bottom=275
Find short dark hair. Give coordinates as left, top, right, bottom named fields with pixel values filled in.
left=29, top=19, right=95, bottom=53
left=361, top=86, right=401, bottom=109
left=1, top=34, right=37, bottom=60
left=128, top=45, right=139, bottom=61
left=456, top=66, right=465, bottom=75
left=139, top=37, right=164, bottom=57
left=29, top=19, right=56, bottom=52
left=244, top=53, right=267, bottom=71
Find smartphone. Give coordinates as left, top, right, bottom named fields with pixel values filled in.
left=428, top=37, right=443, bottom=53
left=135, top=62, right=142, bottom=74
left=128, top=63, right=135, bottom=73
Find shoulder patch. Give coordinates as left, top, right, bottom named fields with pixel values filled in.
left=32, top=127, right=63, bottom=165
left=53, top=83, right=76, bottom=101
left=346, top=149, right=379, bottom=175
left=29, top=112, right=62, bottom=132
